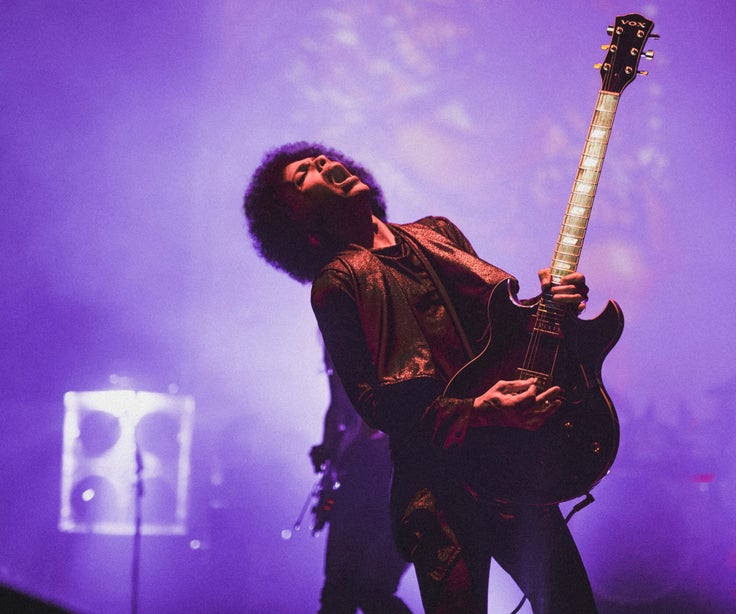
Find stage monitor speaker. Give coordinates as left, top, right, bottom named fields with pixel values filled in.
left=58, top=390, right=194, bottom=535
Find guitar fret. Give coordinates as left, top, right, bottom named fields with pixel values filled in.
left=574, top=175, right=600, bottom=189
left=589, top=128, right=609, bottom=142
left=558, top=239, right=584, bottom=251
left=590, top=118, right=612, bottom=129
left=589, top=120, right=612, bottom=128
left=588, top=129, right=609, bottom=139
left=584, top=146, right=606, bottom=159
left=570, top=192, right=594, bottom=204
left=573, top=183, right=595, bottom=196
left=569, top=200, right=592, bottom=211
left=580, top=155, right=600, bottom=168
left=552, top=265, right=575, bottom=274
left=567, top=207, right=592, bottom=217
left=553, top=259, right=580, bottom=271
left=561, top=228, right=586, bottom=239
left=574, top=186, right=598, bottom=195
left=554, top=250, right=582, bottom=261
left=557, top=256, right=582, bottom=265
left=556, top=240, right=582, bottom=252
left=564, top=208, right=591, bottom=219
left=568, top=204, right=590, bottom=216
left=577, top=164, right=601, bottom=175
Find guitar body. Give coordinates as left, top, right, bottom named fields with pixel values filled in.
left=444, top=279, right=624, bottom=505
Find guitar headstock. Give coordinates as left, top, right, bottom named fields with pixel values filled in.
left=597, top=14, right=657, bottom=94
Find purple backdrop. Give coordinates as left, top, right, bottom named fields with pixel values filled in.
left=2, top=1, right=735, bottom=612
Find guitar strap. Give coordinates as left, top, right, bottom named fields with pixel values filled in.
left=391, top=225, right=475, bottom=362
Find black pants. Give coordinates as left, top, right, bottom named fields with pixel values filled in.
left=395, top=483, right=597, bottom=614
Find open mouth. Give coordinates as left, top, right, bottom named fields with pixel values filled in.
left=328, top=164, right=356, bottom=192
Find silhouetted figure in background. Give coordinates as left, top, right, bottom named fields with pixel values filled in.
left=309, top=347, right=412, bottom=614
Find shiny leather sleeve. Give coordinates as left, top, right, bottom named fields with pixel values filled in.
left=312, top=266, right=437, bottom=436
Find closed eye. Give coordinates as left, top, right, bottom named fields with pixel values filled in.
left=294, top=162, right=310, bottom=188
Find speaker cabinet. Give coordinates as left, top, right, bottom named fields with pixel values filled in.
left=59, top=390, right=194, bottom=535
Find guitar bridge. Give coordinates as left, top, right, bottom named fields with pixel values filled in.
left=516, top=369, right=549, bottom=389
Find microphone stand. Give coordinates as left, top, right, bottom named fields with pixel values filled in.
left=131, top=441, right=144, bottom=614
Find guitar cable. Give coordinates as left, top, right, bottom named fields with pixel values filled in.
left=508, top=492, right=596, bottom=614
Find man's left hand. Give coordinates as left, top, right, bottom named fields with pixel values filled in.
left=538, top=269, right=589, bottom=313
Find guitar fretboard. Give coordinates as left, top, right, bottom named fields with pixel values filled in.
left=550, top=91, right=620, bottom=284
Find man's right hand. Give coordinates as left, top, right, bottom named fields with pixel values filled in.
left=473, top=377, right=562, bottom=431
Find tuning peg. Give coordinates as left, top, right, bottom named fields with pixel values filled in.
left=643, top=50, right=655, bottom=60
left=650, top=33, right=661, bottom=39
left=601, top=44, right=610, bottom=50
left=593, top=63, right=603, bottom=70
left=637, top=70, right=650, bottom=76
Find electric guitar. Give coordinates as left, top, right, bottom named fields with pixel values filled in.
left=444, top=14, right=657, bottom=505
left=311, top=458, right=339, bottom=534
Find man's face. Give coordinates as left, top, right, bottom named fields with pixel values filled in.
left=282, top=154, right=370, bottom=206
left=282, top=154, right=373, bottom=244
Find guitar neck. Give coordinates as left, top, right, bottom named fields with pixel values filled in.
left=550, top=91, right=620, bottom=284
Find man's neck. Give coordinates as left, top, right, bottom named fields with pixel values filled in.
left=371, top=217, right=396, bottom=249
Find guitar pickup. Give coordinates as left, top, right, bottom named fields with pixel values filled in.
left=532, top=318, right=563, bottom=337
left=531, top=300, right=565, bottom=338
